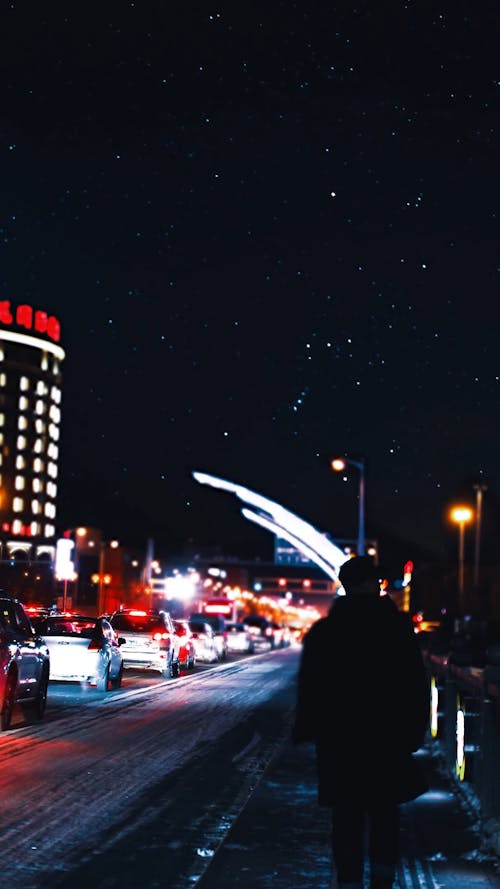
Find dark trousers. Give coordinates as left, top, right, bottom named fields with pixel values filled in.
left=331, top=800, right=399, bottom=888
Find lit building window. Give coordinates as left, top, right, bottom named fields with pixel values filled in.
left=0, top=454, right=3, bottom=467
left=49, top=423, right=59, bottom=441
left=17, top=435, right=27, bottom=450
left=0, top=433, right=3, bottom=445
left=33, top=457, right=44, bottom=473
left=15, top=476, right=25, bottom=491
left=32, top=500, right=40, bottom=514
left=16, top=455, right=26, bottom=470
left=53, top=359, right=59, bottom=374
left=33, top=478, right=42, bottom=493
left=0, top=413, right=4, bottom=427
left=48, top=461, right=58, bottom=478
left=48, top=443, right=58, bottom=459
left=45, top=502, right=55, bottom=518
left=35, top=400, right=45, bottom=415
left=13, top=498, right=23, bottom=513
left=36, top=380, right=47, bottom=395
left=51, top=385, right=61, bottom=403
left=45, top=524, right=55, bottom=537
left=0, top=372, right=6, bottom=386
left=13, top=519, right=22, bottom=533
left=49, top=404, right=60, bottom=423
left=41, top=352, right=48, bottom=371
left=0, top=347, right=4, bottom=361
left=18, top=396, right=29, bottom=410
left=34, top=438, right=43, bottom=453
left=35, top=419, right=45, bottom=434
left=18, top=416, right=28, bottom=431
left=20, top=376, right=30, bottom=391
left=47, top=481, right=56, bottom=498
left=30, top=521, right=40, bottom=536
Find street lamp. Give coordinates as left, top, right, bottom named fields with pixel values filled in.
left=98, top=539, right=119, bottom=615
left=450, top=505, right=473, bottom=616
left=331, top=456, right=366, bottom=556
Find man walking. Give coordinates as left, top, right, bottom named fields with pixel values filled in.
left=292, top=556, right=429, bottom=889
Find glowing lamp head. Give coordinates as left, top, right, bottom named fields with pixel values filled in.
left=450, top=506, right=473, bottom=525
left=331, top=458, right=346, bottom=472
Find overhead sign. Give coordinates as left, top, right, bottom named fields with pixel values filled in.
left=55, top=538, right=76, bottom=581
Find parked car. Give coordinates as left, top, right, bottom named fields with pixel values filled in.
left=226, top=621, right=255, bottom=654
left=187, top=618, right=219, bottom=663
left=0, top=595, right=50, bottom=730
left=271, top=622, right=292, bottom=649
left=243, top=614, right=275, bottom=650
left=109, top=608, right=181, bottom=678
left=35, top=613, right=124, bottom=690
left=173, top=619, right=197, bottom=670
left=191, top=612, right=229, bottom=661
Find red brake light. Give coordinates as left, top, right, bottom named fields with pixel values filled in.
left=129, top=609, right=147, bottom=616
left=153, top=631, right=169, bottom=641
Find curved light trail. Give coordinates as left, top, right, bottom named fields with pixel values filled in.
left=192, top=470, right=349, bottom=581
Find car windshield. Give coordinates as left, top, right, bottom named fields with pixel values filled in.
left=174, top=622, right=188, bottom=636
left=41, top=617, right=98, bottom=637
left=189, top=621, right=210, bottom=634
left=111, top=613, right=164, bottom=633
left=202, top=615, right=225, bottom=632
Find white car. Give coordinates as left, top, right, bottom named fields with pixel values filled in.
left=109, top=608, right=181, bottom=678
left=225, top=621, right=255, bottom=654
left=36, top=614, right=124, bottom=691
left=187, top=619, right=219, bottom=663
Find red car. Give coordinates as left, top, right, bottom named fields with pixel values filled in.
left=173, top=619, right=197, bottom=670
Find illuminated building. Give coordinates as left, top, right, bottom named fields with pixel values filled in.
left=0, top=300, right=64, bottom=569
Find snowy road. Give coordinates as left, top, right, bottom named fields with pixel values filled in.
left=0, top=647, right=300, bottom=887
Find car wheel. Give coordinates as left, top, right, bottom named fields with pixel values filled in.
left=172, top=657, right=181, bottom=678
left=161, top=659, right=173, bottom=679
left=31, top=667, right=49, bottom=721
left=110, top=663, right=123, bottom=690
left=1, top=670, right=17, bottom=731
left=96, top=664, right=110, bottom=692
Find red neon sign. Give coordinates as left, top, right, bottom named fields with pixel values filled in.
left=0, top=301, right=61, bottom=343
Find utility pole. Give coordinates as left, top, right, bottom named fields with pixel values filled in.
left=473, top=483, right=487, bottom=596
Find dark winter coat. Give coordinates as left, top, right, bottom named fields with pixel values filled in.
left=292, top=593, right=429, bottom=805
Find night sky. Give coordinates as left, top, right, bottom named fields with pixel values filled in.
left=1, top=3, right=499, bottom=567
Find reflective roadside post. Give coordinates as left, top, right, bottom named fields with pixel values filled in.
left=331, top=456, right=366, bottom=556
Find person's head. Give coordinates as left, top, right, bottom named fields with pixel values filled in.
left=338, top=556, right=381, bottom=596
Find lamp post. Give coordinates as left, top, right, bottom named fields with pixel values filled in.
left=450, top=505, right=473, bottom=616
left=97, top=539, right=119, bottom=615
left=331, top=456, right=366, bottom=556
left=473, top=483, right=487, bottom=596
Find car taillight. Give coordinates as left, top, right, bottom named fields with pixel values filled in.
left=265, top=627, right=273, bottom=636
left=153, top=631, right=169, bottom=641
